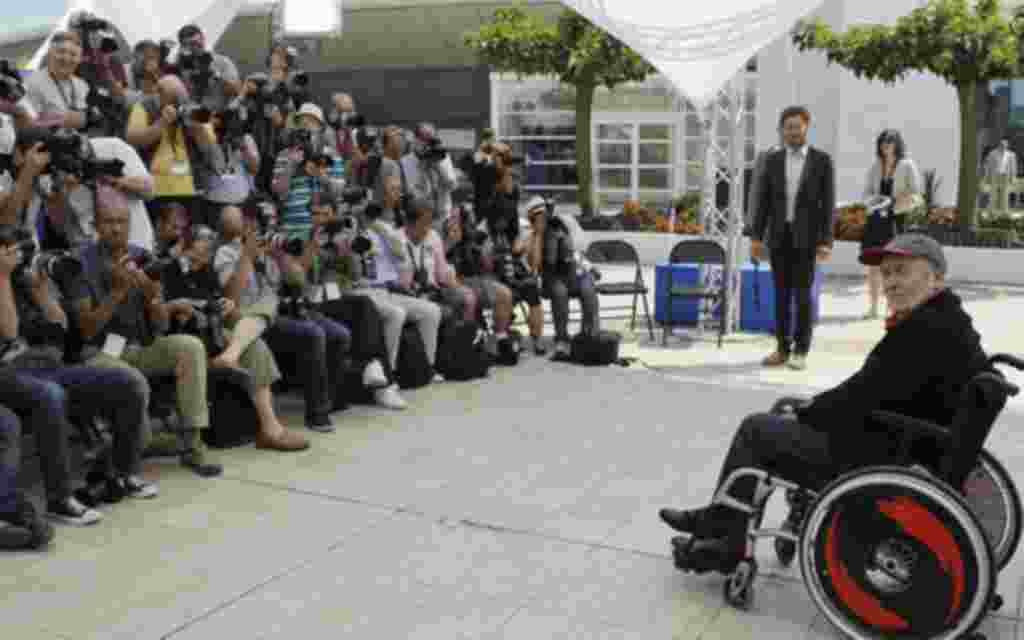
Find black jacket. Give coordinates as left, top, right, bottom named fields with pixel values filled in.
left=753, top=146, right=835, bottom=250
left=796, top=289, right=988, bottom=470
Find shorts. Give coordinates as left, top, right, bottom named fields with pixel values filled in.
left=463, top=276, right=500, bottom=309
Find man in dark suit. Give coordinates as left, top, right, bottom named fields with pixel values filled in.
left=751, top=106, right=835, bottom=370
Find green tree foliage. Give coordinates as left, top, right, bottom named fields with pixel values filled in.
left=793, top=0, right=1024, bottom=228
left=465, top=6, right=655, bottom=216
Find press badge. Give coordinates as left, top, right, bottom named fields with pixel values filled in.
left=324, top=282, right=341, bottom=301
left=170, top=161, right=190, bottom=176
left=102, top=334, right=127, bottom=358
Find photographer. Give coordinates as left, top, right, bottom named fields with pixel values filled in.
left=370, top=126, right=408, bottom=214
left=271, top=103, right=341, bottom=237
left=172, top=24, right=241, bottom=113
left=201, top=103, right=260, bottom=217
left=326, top=93, right=357, bottom=162
left=154, top=202, right=188, bottom=259
left=24, top=32, right=90, bottom=133
left=161, top=223, right=308, bottom=451
left=129, top=40, right=168, bottom=102
left=444, top=206, right=517, bottom=354
left=401, top=123, right=457, bottom=233
left=125, top=75, right=225, bottom=226
left=525, top=197, right=601, bottom=358
left=0, top=128, right=155, bottom=251
left=69, top=186, right=222, bottom=477
left=485, top=166, right=545, bottom=355
left=402, top=196, right=473, bottom=321
left=471, top=133, right=512, bottom=217
left=216, top=204, right=350, bottom=432
left=348, top=184, right=443, bottom=377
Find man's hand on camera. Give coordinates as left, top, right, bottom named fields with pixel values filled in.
left=242, top=229, right=263, bottom=261
left=24, top=143, right=51, bottom=178
left=0, top=245, right=19, bottom=276
left=161, top=105, right=178, bottom=127
left=219, top=297, right=236, bottom=318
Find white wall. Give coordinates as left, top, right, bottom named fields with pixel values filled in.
left=756, top=0, right=960, bottom=207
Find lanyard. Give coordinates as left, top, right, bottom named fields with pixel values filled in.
left=407, top=241, right=426, bottom=272
left=49, top=72, right=78, bottom=111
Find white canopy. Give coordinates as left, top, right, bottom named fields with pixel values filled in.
left=557, top=0, right=826, bottom=108
left=29, top=0, right=249, bottom=69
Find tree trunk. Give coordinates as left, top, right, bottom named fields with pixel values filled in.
left=575, top=81, right=596, bottom=217
left=957, top=81, right=979, bottom=229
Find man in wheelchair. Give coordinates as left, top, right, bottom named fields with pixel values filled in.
left=659, top=233, right=990, bottom=574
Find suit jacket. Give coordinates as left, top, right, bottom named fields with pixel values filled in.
left=753, top=146, right=835, bottom=250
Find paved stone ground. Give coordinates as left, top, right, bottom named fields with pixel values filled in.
left=3, top=274, right=1024, bottom=639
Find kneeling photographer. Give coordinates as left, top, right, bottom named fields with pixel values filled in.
left=0, top=224, right=156, bottom=526
left=216, top=203, right=350, bottom=432
left=162, top=221, right=307, bottom=451
left=525, top=197, right=600, bottom=359
left=69, top=186, right=221, bottom=477
left=0, top=127, right=155, bottom=251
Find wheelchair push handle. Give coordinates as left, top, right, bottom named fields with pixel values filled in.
left=988, top=354, right=1023, bottom=396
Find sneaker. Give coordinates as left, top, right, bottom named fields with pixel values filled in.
left=533, top=339, right=547, bottom=356
left=122, top=475, right=159, bottom=499
left=0, top=497, right=54, bottom=549
left=362, top=359, right=389, bottom=389
left=306, top=413, right=336, bottom=433
left=432, top=372, right=445, bottom=383
left=374, top=385, right=408, bottom=410
left=47, top=496, right=102, bottom=526
left=787, top=354, right=807, bottom=370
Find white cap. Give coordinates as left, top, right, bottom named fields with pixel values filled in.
left=524, top=196, right=547, bottom=215
left=296, top=103, right=324, bottom=124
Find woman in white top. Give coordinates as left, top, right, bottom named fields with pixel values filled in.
left=859, top=129, right=922, bottom=318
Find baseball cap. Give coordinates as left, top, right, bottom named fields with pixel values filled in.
left=296, top=103, right=324, bottom=125
left=524, top=196, right=547, bottom=216
left=860, top=233, right=947, bottom=276
left=178, top=24, right=202, bottom=42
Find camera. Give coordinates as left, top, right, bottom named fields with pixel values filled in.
left=69, top=12, right=119, bottom=55
left=264, top=233, right=305, bottom=257
left=0, top=60, right=27, bottom=107
left=131, top=250, right=177, bottom=280
left=414, top=137, right=447, bottom=163
left=217, top=102, right=249, bottom=147
left=178, top=46, right=214, bottom=73
left=177, top=102, right=213, bottom=128
left=0, top=226, right=83, bottom=292
left=286, top=128, right=331, bottom=169
left=170, top=297, right=227, bottom=357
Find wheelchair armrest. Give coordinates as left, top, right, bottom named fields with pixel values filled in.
left=870, top=410, right=952, bottom=443
left=990, top=353, right=1024, bottom=374
left=975, top=370, right=1020, bottom=397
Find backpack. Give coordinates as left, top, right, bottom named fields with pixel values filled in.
left=435, top=314, right=491, bottom=381
left=569, top=330, right=623, bottom=366
left=395, top=323, right=433, bottom=389
left=203, top=367, right=260, bottom=449
left=495, top=329, right=522, bottom=366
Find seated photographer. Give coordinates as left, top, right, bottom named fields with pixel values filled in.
left=0, top=128, right=155, bottom=252
left=162, top=223, right=308, bottom=451
left=271, top=103, right=342, bottom=238
left=154, top=202, right=188, bottom=259
left=370, top=126, right=408, bottom=216
left=348, top=194, right=443, bottom=378
left=284, top=207, right=407, bottom=411
left=24, top=32, right=90, bottom=133
left=216, top=204, right=350, bottom=432
left=172, top=25, right=242, bottom=113
left=470, top=134, right=511, bottom=217
left=402, top=196, right=474, bottom=321
left=658, top=235, right=989, bottom=572
left=444, top=207, right=516, bottom=353
left=485, top=166, right=545, bottom=354
left=0, top=225, right=158, bottom=517
left=126, top=75, right=225, bottom=227
left=0, top=401, right=53, bottom=549
left=525, top=197, right=600, bottom=358
left=70, top=185, right=222, bottom=478
left=401, top=123, right=457, bottom=233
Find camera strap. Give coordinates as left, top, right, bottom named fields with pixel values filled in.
left=48, top=71, right=79, bottom=111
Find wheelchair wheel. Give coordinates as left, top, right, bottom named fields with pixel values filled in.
left=962, top=448, right=1022, bottom=570
left=723, top=558, right=757, bottom=610
left=800, top=466, right=995, bottom=640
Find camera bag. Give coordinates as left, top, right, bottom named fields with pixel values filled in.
left=569, top=330, right=622, bottom=366
left=395, top=322, right=433, bottom=389
left=435, top=311, right=490, bottom=381
left=203, top=366, right=260, bottom=449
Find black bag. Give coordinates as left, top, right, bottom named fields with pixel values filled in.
left=395, top=323, right=434, bottom=389
left=435, top=315, right=490, bottom=381
left=203, top=367, right=260, bottom=449
left=569, top=330, right=622, bottom=366
left=495, top=329, right=522, bottom=366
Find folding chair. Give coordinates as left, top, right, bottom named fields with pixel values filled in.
left=585, top=239, right=655, bottom=340
left=664, top=239, right=727, bottom=348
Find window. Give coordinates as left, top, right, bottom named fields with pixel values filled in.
left=594, top=121, right=676, bottom=209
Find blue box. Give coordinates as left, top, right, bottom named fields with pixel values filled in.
left=739, top=262, right=821, bottom=333
left=654, top=263, right=724, bottom=326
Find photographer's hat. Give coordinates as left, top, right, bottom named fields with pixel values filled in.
left=178, top=24, right=202, bottom=43
left=860, top=232, right=947, bottom=276
left=297, top=103, right=324, bottom=125
left=524, top=196, right=548, bottom=217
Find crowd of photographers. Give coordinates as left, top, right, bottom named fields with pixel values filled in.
left=0, top=12, right=602, bottom=549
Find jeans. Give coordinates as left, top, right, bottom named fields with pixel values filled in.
left=0, top=369, right=74, bottom=502
left=0, top=405, right=21, bottom=514
left=709, top=413, right=834, bottom=540
left=265, top=312, right=351, bottom=420
left=23, top=365, right=149, bottom=477
left=320, top=295, right=392, bottom=383
left=544, top=272, right=600, bottom=343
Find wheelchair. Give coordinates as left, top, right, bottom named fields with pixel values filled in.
left=671, top=353, right=1024, bottom=640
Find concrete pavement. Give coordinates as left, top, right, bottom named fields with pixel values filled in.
left=3, top=274, right=1024, bottom=639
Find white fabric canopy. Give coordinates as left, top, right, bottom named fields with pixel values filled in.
left=558, top=0, right=826, bottom=108
left=29, top=0, right=249, bottom=69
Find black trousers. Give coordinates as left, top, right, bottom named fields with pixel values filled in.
left=769, top=225, right=817, bottom=355
left=706, top=413, right=834, bottom=541
left=320, top=294, right=394, bottom=387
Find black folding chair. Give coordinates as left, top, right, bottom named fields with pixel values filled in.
left=664, top=239, right=727, bottom=348
left=585, top=239, right=655, bottom=340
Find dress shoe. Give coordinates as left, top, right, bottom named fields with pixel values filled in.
left=256, top=429, right=310, bottom=452
left=761, top=351, right=788, bottom=367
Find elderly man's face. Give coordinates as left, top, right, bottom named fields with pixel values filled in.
left=411, top=208, right=433, bottom=242
left=383, top=176, right=402, bottom=207
left=49, top=40, right=82, bottom=79
left=97, top=204, right=132, bottom=250
left=334, top=95, right=354, bottom=113
left=881, top=255, right=940, bottom=314
left=220, top=206, right=245, bottom=238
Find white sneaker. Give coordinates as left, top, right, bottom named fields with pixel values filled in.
left=374, top=385, right=408, bottom=410
left=432, top=373, right=445, bottom=383
left=362, top=359, right=388, bottom=388
left=47, top=496, right=102, bottom=526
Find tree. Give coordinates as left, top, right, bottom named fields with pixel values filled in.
left=793, top=0, right=1024, bottom=229
left=465, top=6, right=656, bottom=216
